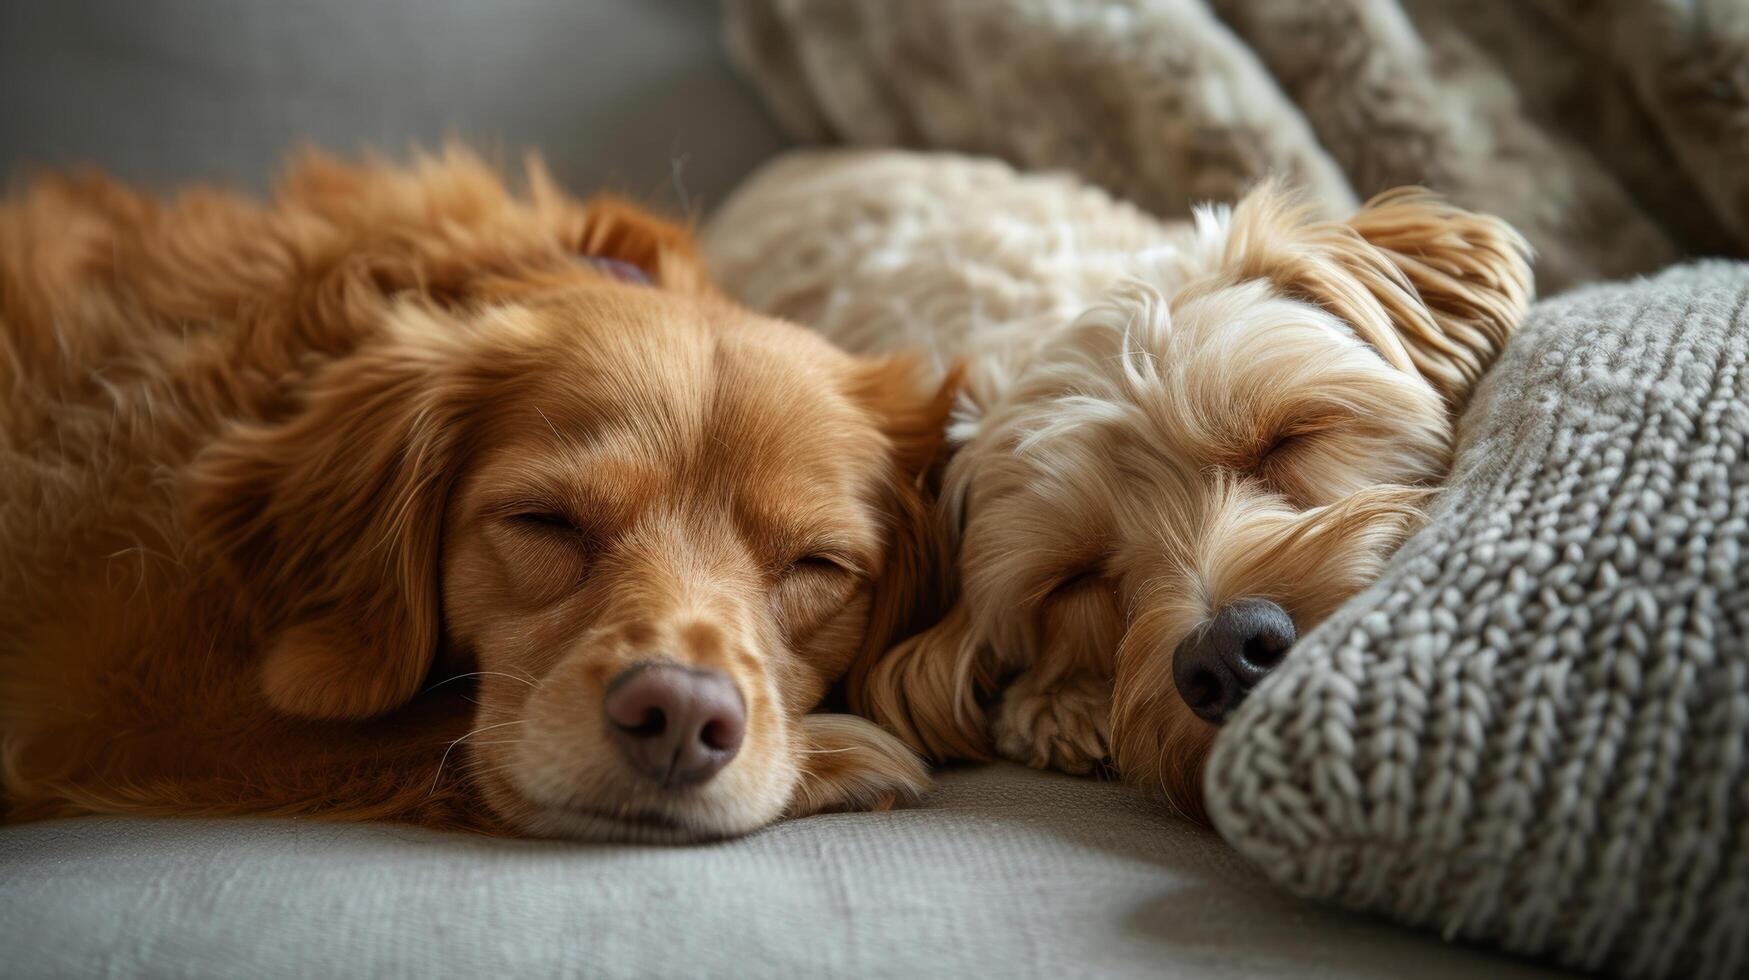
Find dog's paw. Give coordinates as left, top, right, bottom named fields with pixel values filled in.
left=992, top=672, right=1112, bottom=775
left=785, top=714, right=931, bottom=818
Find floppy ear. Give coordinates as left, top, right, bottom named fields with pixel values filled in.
left=1234, top=182, right=1533, bottom=411
left=840, top=356, right=995, bottom=762
left=1337, top=188, right=1533, bottom=408
left=190, top=312, right=480, bottom=720
left=570, top=194, right=713, bottom=296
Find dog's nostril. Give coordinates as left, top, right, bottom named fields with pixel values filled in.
left=699, top=718, right=736, bottom=752
left=1226, top=599, right=1296, bottom=678
left=1179, top=668, right=1222, bottom=710
left=1242, top=633, right=1290, bottom=671
left=615, top=706, right=667, bottom=739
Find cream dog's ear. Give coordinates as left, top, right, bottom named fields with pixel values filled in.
left=837, top=355, right=993, bottom=763
left=1337, top=189, right=1534, bottom=408
left=1230, top=182, right=1533, bottom=411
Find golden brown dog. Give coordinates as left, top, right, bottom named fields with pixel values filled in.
left=0, top=149, right=952, bottom=841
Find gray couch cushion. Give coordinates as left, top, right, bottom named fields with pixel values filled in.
left=1208, top=261, right=1749, bottom=980
left=1, top=765, right=1563, bottom=978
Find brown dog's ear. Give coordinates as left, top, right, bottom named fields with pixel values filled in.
left=839, top=356, right=993, bottom=761
left=1235, top=183, right=1533, bottom=411
left=191, top=313, right=480, bottom=720
left=569, top=193, right=712, bottom=295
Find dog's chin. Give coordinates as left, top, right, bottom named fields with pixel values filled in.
left=476, top=762, right=788, bottom=844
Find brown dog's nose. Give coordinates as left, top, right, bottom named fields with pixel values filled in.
left=1173, top=598, right=1296, bottom=725
left=603, top=663, right=745, bottom=785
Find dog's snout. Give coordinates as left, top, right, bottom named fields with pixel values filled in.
left=604, top=663, right=746, bottom=785
left=1172, top=598, right=1296, bottom=725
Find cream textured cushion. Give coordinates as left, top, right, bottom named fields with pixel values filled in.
left=1208, top=261, right=1749, bottom=980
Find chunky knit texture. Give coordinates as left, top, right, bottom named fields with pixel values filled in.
left=1207, top=261, right=1749, bottom=979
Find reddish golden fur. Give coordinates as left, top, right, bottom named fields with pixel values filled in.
left=0, top=150, right=950, bottom=839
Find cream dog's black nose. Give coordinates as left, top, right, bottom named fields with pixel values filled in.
left=1172, top=598, right=1296, bottom=725
left=604, top=663, right=745, bottom=785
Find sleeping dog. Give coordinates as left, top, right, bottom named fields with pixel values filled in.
left=0, top=149, right=954, bottom=840
left=708, top=150, right=1532, bottom=821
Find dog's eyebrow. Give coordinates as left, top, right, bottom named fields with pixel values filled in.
left=484, top=455, right=659, bottom=520
left=737, top=494, right=880, bottom=568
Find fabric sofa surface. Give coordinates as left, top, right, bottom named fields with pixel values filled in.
left=0, top=765, right=1567, bottom=978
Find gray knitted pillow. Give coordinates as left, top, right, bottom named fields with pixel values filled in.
left=1207, top=261, right=1749, bottom=980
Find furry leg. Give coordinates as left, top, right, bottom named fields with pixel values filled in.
left=991, top=669, right=1111, bottom=775
left=785, top=714, right=931, bottom=817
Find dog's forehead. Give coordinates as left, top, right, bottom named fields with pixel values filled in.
left=524, top=285, right=858, bottom=402
left=509, top=296, right=885, bottom=494
left=705, top=328, right=889, bottom=483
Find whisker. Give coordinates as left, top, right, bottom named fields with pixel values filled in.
left=423, top=671, right=539, bottom=694
left=428, top=720, right=525, bottom=798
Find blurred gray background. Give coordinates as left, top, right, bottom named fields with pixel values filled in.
left=0, top=0, right=788, bottom=214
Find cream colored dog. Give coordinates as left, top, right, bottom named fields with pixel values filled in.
left=706, top=150, right=1531, bottom=820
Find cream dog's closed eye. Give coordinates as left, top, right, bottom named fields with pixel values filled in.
left=707, top=150, right=1531, bottom=821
